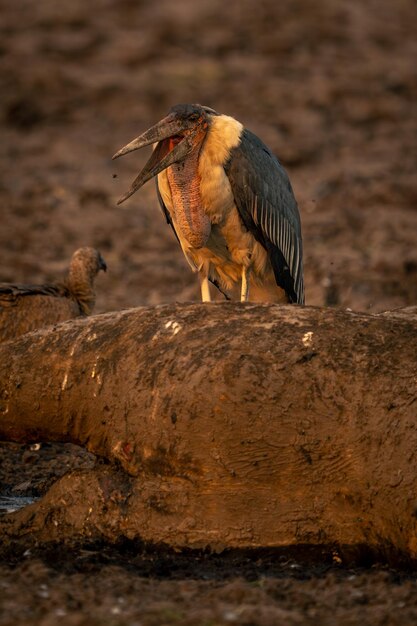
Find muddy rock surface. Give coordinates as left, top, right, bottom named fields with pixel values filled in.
left=1, top=0, right=417, bottom=623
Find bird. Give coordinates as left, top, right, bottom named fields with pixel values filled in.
left=113, top=103, right=304, bottom=304
left=0, top=247, right=107, bottom=343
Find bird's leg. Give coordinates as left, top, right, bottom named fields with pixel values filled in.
left=200, top=276, right=211, bottom=302
left=241, top=266, right=251, bottom=302
left=199, top=261, right=211, bottom=302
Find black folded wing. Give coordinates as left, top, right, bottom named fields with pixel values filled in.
left=224, top=129, right=304, bottom=304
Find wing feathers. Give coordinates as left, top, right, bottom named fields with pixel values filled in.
left=225, top=129, right=304, bottom=304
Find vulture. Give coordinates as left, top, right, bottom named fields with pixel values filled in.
left=0, top=247, right=106, bottom=343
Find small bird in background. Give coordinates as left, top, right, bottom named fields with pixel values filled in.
left=113, top=103, right=304, bottom=304
left=0, top=247, right=107, bottom=343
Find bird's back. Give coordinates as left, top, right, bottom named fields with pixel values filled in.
left=0, top=247, right=106, bottom=343
left=0, top=283, right=82, bottom=343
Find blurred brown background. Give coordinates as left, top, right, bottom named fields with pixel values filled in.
left=1, top=0, right=416, bottom=314
left=1, top=2, right=417, bottom=623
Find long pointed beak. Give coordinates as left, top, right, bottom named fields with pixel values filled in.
left=112, top=114, right=184, bottom=160
left=112, top=114, right=193, bottom=205
left=115, top=137, right=192, bottom=205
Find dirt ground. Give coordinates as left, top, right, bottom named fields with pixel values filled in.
left=1, top=0, right=417, bottom=623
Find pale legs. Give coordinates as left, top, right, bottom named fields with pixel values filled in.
left=240, top=266, right=251, bottom=302
left=199, top=263, right=251, bottom=302
left=199, top=261, right=211, bottom=302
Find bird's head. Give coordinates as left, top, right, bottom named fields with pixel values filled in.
left=113, top=104, right=218, bottom=205
left=70, top=247, right=107, bottom=278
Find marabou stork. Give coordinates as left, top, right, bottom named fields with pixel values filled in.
left=113, top=104, right=304, bottom=304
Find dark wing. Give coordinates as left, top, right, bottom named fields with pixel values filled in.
left=224, top=129, right=304, bottom=304
left=0, top=283, right=80, bottom=343
left=155, top=180, right=180, bottom=243
left=0, top=283, right=69, bottom=303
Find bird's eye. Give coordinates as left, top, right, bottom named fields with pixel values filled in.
left=189, top=112, right=200, bottom=121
